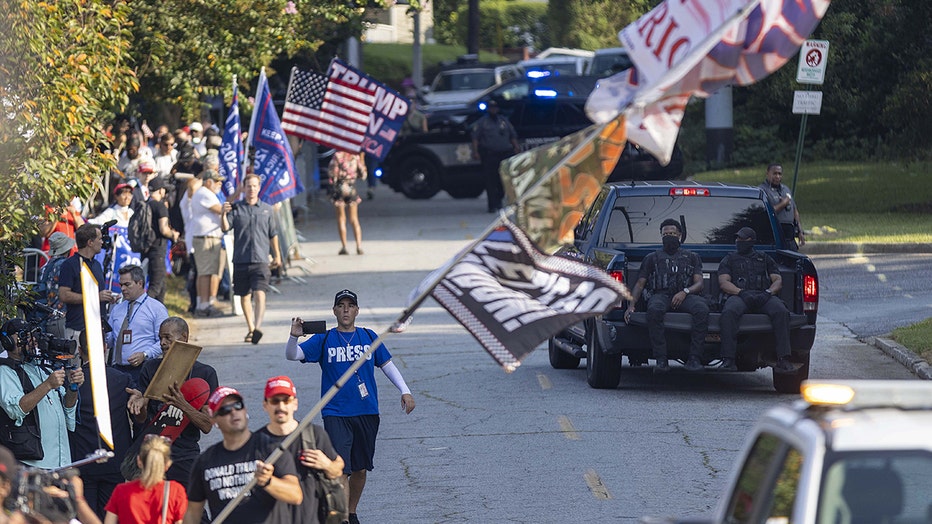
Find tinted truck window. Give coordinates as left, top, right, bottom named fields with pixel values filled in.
left=602, top=196, right=775, bottom=245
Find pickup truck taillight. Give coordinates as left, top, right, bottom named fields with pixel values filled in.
left=803, top=273, right=818, bottom=311
left=669, top=188, right=710, bottom=196
left=609, top=270, right=624, bottom=283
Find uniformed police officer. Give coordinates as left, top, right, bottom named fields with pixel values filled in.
left=758, top=163, right=805, bottom=250
left=472, top=100, right=520, bottom=213
left=717, top=227, right=795, bottom=373
left=624, top=218, right=709, bottom=373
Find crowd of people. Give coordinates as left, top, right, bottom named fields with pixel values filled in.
left=3, top=117, right=420, bottom=523
left=0, top=288, right=415, bottom=524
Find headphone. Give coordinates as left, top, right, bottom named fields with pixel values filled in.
left=0, top=319, right=29, bottom=353
left=1, top=320, right=17, bottom=353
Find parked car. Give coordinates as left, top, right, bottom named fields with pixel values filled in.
left=421, top=61, right=522, bottom=109
left=641, top=380, right=932, bottom=523
left=587, top=47, right=633, bottom=78
left=380, top=76, right=684, bottom=200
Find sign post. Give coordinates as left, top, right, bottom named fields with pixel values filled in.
left=791, top=40, right=830, bottom=194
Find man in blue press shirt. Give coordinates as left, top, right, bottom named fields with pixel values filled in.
left=106, top=264, right=167, bottom=383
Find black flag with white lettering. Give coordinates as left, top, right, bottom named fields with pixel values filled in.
left=428, top=220, right=630, bottom=372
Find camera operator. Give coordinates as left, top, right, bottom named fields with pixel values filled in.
left=57, top=224, right=119, bottom=341
left=0, top=318, right=84, bottom=469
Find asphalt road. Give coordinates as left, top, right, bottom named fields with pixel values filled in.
left=188, top=186, right=922, bottom=523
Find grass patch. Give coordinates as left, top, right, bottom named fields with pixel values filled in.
left=693, top=161, right=932, bottom=243
left=163, top=274, right=192, bottom=319
left=892, top=319, right=932, bottom=365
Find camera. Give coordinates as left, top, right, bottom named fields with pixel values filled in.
left=35, top=332, right=77, bottom=367
left=13, top=467, right=79, bottom=522
left=99, top=219, right=117, bottom=251
left=303, top=320, right=327, bottom=334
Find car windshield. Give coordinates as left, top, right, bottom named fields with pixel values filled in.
left=817, top=451, right=932, bottom=524
left=602, top=195, right=776, bottom=245
left=590, top=53, right=633, bottom=78
left=432, top=71, right=496, bottom=93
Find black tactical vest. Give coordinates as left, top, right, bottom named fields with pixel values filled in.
left=647, top=249, right=696, bottom=295
left=724, top=252, right=770, bottom=291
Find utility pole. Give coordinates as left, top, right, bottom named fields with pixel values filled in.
left=467, top=0, right=479, bottom=55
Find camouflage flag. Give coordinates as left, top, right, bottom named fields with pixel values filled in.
left=500, top=116, right=627, bottom=255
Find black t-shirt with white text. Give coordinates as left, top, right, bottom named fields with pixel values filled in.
left=256, top=424, right=340, bottom=524
left=188, top=431, right=298, bottom=524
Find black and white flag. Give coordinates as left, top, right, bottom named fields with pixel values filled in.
left=423, top=220, right=630, bottom=372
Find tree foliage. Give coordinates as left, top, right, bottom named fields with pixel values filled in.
left=0, top=0, right=137, bottom=312
left=547, top=0, right=653, bottom=50
left=445, top=1, right=548, bottom=53
left=731, top=0, right=931, bottom=162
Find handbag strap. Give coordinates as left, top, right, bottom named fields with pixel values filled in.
left=161, top=480, right=170, bottom=524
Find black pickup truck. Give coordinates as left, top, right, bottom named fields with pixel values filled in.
left=548, top=181, right=819, bottom=393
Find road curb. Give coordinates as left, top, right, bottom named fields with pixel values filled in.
left=801, top=242, right=932, bottom=255
left=866, top=336, right=932, bottom=380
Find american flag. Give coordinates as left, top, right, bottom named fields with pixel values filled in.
left=282, top=66, right=376, bottom=153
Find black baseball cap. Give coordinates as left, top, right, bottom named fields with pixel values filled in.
left=736, top=227, right=757, bottom=241
left=334, top=289, right=358, bottom=307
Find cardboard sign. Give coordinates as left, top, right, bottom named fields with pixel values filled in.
left=143, top=341, right=203, bottom=400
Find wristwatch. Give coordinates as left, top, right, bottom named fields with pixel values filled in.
left=683, top=287, right=690, bottom=295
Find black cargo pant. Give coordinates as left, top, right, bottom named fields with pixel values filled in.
left=646, top=293, right=709, bottom=360
left=720, top=294, right=791, bottom=359
left=479, top=147, right=513, bottom=212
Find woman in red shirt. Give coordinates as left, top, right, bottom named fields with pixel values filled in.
left=104, top=436, right=187, bottom=524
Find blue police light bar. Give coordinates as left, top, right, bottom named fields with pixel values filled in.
left=533, top=89, right=558, bottom=98
left=526, top=70, right=551, bottom=79
left=478, top=101, right=487, bottom=111
left=374, top=167, right=383, bottom=179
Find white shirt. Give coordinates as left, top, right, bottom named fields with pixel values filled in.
left=154, top=149, right=178, bottom=178
left=184, top=186, right=223, bottom=238
left=88, top=204, right=133, bottom=228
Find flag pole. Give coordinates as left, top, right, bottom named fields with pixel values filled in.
left=244, top=68, right=265, bottom=175
left=391, top=122, right=609, bottom=330
left=211, top=328, right=392, bottom=523
left=213, top=124, right=608, bottom=523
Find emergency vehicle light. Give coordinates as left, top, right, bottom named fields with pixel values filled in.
left=534, top=89, right=558, bottom=98
left=669, top=188, right=710, bottom=197
left=801, top=380, right=932, bottom=409
left=526, top=70, right=552, bottom=79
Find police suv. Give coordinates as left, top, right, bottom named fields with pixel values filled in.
left=380, top=75, right=684, bottom=199
left=641, top=380, right=932, bottom=524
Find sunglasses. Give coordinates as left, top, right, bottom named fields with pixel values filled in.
left=214, top=401, right=244, bottom=417
left=266, top=396, right=294, bottom=406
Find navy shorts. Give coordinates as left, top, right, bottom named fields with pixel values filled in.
left=233, top=263, right=270, bottom=296
left=323, top=414, right=380, bottom=474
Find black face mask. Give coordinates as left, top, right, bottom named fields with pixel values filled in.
left=736, top=240, right=755, bottom=255
left=662, top=236, right=680, bottom=254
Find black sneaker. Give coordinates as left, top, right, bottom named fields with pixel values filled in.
left=720, top=358, right=737, bottom=372
left=348, top=514, right=360, bottom=524
left=654, top=359, right=670, bottom=374
left=773, top=357, right=796, bottom=374
left=685, top=355, right=703, bottom=372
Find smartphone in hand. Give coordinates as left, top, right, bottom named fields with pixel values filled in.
left=302, top=320, right=326, bottom=334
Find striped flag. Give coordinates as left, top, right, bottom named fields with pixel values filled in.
left=585, top=0, right=831, bottom=164
left=282, top=62, right=377, bottom=153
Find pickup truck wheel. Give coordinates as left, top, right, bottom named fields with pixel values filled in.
left=548, top=337, right=580, bottom=369
left=586, top=320, right=621, bottom=389
left=772, top=353, right=811, bottom=394
left=397, top=156, right=441, bottom=199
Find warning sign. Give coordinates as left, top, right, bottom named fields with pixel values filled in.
left=796, top=40, right=830, bottom=85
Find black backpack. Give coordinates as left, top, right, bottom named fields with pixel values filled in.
left=128, top=198, right=158, bottom=253
left=300, top=424, right=349, bottom=524
left=0, top=359, right=43, bottom=461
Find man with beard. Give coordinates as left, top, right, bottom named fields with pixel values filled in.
left=623, top=218, right=709, bottom=373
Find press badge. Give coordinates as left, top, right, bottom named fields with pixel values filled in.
left=122, top=330, right=132, bottom=345
left=357, top=382, right=369, bottom=399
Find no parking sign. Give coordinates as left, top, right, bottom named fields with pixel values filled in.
left=796, top=40, right=830, bottom=85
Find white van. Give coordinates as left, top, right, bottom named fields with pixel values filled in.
left=518, top=56, right=590, bottom=78
left=422, top=63, right=522, bottom=108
